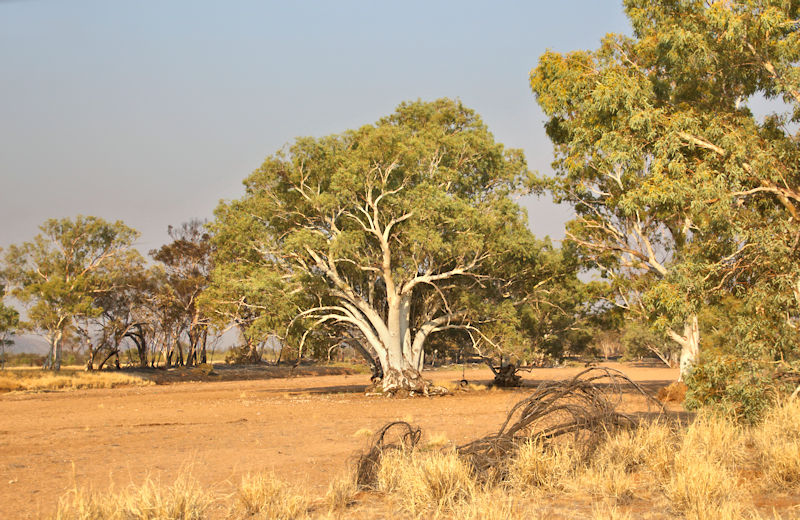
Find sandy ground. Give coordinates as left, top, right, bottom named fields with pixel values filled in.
left=0, top=362, right=679, bottom=519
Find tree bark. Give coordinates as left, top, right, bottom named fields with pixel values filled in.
left=46, top=331, right=63, bottom=371
left=372, top=294, right=429, bottom=393
left=668, top=314, right=700, bottom=382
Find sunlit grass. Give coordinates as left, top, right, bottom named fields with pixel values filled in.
left=0, top=368, right=152, bottom=392
left=48, top=397, right=800, bottom=519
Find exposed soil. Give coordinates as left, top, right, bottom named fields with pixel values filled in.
left=0, top=361, right=680, bottom=519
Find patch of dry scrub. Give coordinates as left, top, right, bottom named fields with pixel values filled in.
left=0, top=369, right=151, bottom=392
left=377, top=450, right=476, bottom=517
left=49, top=373, right=800, bottom=519
left=751, top=398, right=800, bottom=491
left=53, top=472, right=211, bottom=520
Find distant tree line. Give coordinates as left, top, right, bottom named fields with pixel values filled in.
left=0, top=217, right=217, bottom=371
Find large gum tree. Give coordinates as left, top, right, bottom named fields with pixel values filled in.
left=211, top=99, right=540, bottom=393
left=531, top=0, right=800, bottom=382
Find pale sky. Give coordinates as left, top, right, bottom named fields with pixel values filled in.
left=0, top=1, right=631, bottom=252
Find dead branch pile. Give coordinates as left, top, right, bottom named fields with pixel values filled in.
left=458, top=367, right=666, bottom=478
left=355, top=421, right=421, bottom=488
left=354, top=367, right=666, bottom=487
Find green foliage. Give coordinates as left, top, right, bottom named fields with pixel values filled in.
left=2, top=216, right=140, bottom=370
left=684, top=354, right=776, bottom=423
left=149, top=220, right=214, bottom=367
left=210, top=98, right=587, bottom=381
left=620, top=320, right=677, bottom=365
left=1, top=352, right=46, bottom=367
left=0, top=281, right=19, bottom=367
left=531, top=0, right=800, bottom=406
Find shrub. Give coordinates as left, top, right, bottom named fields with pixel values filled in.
left=685, top=354, right=776, bottom=422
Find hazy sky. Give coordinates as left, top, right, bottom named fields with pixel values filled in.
left=1, top=1, right=631, bottom=252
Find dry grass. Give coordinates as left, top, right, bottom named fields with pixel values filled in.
left=0, top=369, right=151, bottom=392
left=377, top=449, right=475, bottom=517
left=659, top=412, right=746, bottom=519
left=323, top=473, right=358, bottom=513
left=424, top=432, right=450, bottom=449
left=579, top=462, right=638, bottom=504
left=506, top=439, right=578, bottom=492
left=663, top=457, right=742, bottom=519
left=48, top=398, right=800, bottom=519
left=53, top=472, right=211, bottom=520
left=233, top=472, right=309, bottom=519
left=449, top=489, right=528, bottom=520
left=751, top=398, right=800, bottom=491
left=594, top=419, right=676, bottom=477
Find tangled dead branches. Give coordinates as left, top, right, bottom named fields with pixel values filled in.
left=354, top=367, right=666, bottom=487
left=458, top=367, right=666, bottom=478
left=355, top=421, right=422, bottom=488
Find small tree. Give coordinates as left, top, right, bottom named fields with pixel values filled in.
left=3, top=216, right=139, bottom=370
left=150, top=220, right=214, bottom=366
left=75, top=258, right=153, bottom=370
left=0, top=268, right=20, bottom=369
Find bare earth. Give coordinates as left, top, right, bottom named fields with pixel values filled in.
left=0, top=362, right=679, bottom=519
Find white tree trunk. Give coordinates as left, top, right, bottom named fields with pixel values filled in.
left=374, top=294, right=427, bottom=393
left=668, top=314, right=699, bottom=382
left=45, top=331, right=63, bottom=371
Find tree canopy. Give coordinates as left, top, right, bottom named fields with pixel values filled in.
left=531, top=0, right=800, bottom=413
left=210, top=98, right=585, bottom=392
left=3, top=216, right=140, bottom=370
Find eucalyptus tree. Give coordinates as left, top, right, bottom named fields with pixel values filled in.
left=530, top=0, right=800, bottom=385
left=199, top=261, right=283, bottom=364
left=211, top=98, right=561, bottom=393
left=150, top=220, right=213, bottom=366
left=76, top=261, right=156, bottom=369
left=3, top=216, right=140, bottom=370
left=0, top=268, right=19, bottom=369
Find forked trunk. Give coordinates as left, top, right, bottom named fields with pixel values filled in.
left=373, top=295, right=431, bottom=394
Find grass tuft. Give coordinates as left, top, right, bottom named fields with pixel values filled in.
left=234, top=472, right=309, bottom=519
left=378, top=449, right=475, bottom=517
left=324, top=473, right=358, bottom=513
left=53, top=472, right=211, bottom=520
left=751, top=398, right=800, bottom=490
left=507, top=439, right=577, bottom=492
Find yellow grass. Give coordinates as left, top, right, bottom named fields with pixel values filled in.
left=377, top=449, right=476, bottom=517
left=751, top=398, right=800, bottom=491
left=425, top=431, right=450, bottom=448
left=48, top=398, right=800, bottom=519
left=507, top=438, right=578, bottom=492
left=0, top=369, right=152, bottom=392
left=233, top=472, right=309, bottom=519
left=53, top=472, right=211, bottom=520
left=323, top=473, right=358, bottom=513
